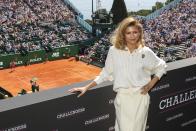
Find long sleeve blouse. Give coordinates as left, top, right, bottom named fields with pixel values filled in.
left=94, top=46, right=167, bottom=91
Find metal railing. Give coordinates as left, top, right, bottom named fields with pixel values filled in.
left=63, top=0, right=84, bottom=18
left=76, top=16, right=92, bottom=32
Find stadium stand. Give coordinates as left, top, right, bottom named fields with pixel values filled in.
left=1, top=0, right=194, bottom=66
left=0, top=0, right=92, bottom=55
left=0, top=0, right=195, bottom=97
left=81, top=0, right=195, bottom=65
left=143, top=0, right=195, bottom=61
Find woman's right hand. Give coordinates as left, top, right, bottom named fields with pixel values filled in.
left=68, top=86, right=88, bottom=98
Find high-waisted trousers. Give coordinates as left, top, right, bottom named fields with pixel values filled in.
left=114, top=88, right=150, bottom=131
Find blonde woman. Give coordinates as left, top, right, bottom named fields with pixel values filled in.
left=69, top=17, right=167, bottom=131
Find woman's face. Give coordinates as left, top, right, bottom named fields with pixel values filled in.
left=124, top=26, right=140, bottom=46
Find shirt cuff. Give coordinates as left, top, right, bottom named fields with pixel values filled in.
left=155, top=69, right=166, bottom=80
left=93, top=76, right=103, bottom=85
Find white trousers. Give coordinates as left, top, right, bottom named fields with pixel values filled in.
left=114, top=88, right=150, bottom=131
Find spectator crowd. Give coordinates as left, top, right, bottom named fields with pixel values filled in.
left=0, top=0, right=91, bottom=55
left=0, top=0, right=195, bottom=64
left=82, top=0, right=195, bottom=64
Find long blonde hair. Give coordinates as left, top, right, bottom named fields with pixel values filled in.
left=110, top=17, right=145, bottom=50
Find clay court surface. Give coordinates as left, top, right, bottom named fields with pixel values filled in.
left=0, top=59, right=101, bottom=96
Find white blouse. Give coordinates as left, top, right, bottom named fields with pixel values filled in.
left=94, top=46, right=167, bottom=91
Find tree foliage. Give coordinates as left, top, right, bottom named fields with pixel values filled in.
left=165, top=0, right=174, bottom=5
left=110, top=0, right=128, bottom=25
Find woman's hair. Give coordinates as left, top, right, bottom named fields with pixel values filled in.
left=110, top=17, right=145, bottom=50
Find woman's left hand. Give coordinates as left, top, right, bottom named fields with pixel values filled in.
left=141, top=82, right=153, bottom=95
left=141, top=76, right=159, bottom=95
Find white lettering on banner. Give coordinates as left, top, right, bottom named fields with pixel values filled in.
left=52, top=52, right=60, bottom=58
left=16, top=61, right=23, bottom=65
left=159, top=89, right=196, bottom=110
left=151, top=84, right=170, bottom=92
left=1, top=124, right=27, bottom=131
left=181, top=118, right=196, bottom=127
left=166, top=113, right=183, bottom=122
left=56, top=107, right=85, bottom=119
left=185, top=76, right=196, bottom=82
left=0, top=62, right=3, bottom=68
left=30, top=58, right=42, bottom=63
left=109, top=99, right=114, bottom=104
left=108, top=126, right=115, bottom=131
left=85, top=114, right=110, bottom=125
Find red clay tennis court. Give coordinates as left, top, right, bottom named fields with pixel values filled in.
left=0, top=58, right=101, bottom=96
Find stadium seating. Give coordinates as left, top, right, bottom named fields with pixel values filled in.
left=81, top=0, right=195, bottom=65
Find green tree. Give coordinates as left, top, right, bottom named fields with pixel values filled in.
left=151, top=2, right=164, bottom=12
left=110, top=0, right=128, bottom=25
left=165, top=0, right=174, bottom=5
left=152, top=5, right=156, bottom=12
left=128, top=10, right=152, bottom=16
left=137, top=9, right=152, bottom=16
left=128, top=11, right=137, bottom=16
left=155, top=2, right=164, bottom=10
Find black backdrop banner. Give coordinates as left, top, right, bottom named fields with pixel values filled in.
left=0, top=58, right=196, bottom=131
left=0, top=86, right=116, bottom=131
left=147, top=63, right=196, bottom=131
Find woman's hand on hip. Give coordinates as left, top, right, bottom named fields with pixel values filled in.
left=141, top=83, right=153, bottom=95
left=141, top=76, right=159, bottom=95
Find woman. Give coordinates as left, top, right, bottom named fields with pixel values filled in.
left=69, top=17, right=167, bottom=131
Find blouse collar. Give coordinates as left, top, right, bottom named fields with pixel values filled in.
left=125, top=45, right=144, bottom=53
